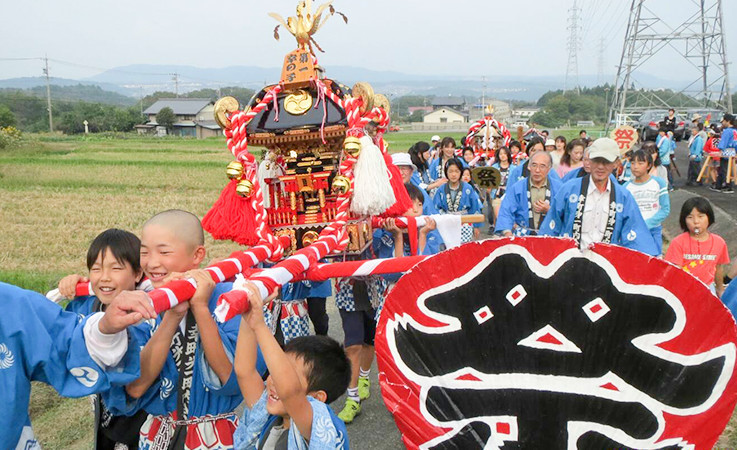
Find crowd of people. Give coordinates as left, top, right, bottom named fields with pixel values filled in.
left=4, top=113, right=737, bottom=450
left=403, top=113, right=736, bottom=297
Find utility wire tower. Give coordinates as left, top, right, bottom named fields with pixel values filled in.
left=608, top=0, right=732, bottom=128
left=597, top=38, right=606, bottom=85
left=171, top=73, right=180, bottom=97
left=43, top=56, right=53, bottom=132
left=564, top=0, right=582, bottom=95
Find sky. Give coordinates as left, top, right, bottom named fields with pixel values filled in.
left=0, top=0, right=735, bottom=87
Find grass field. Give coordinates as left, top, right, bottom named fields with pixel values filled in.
left=1, top=131, right=735, bottom=448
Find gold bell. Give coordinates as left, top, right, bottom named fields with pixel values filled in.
left=301, top=231, right=319, bottom=247
left=332, top=175, right=351, bottom=195
left=343, top=136, right=361, bottom=158
left=226, top=161, right=244, bottom=180
left=235, top=179, right=254, bottom=197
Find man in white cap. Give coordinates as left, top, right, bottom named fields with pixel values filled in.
left=392, top=152, right=437, bottom=214
left=540, top=138, right=658, bottom=255
left=430, top=135, right=441, bottom=159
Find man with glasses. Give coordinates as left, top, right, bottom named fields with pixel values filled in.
left=495, top=151, right=561, bottom=237
left=540, top=138, right=658, bottom=256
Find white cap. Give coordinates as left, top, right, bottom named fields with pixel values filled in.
left=431, top=135, right=441, bottom=142
left=588, top=138, right=620, bottom=162
left=545, top=139, right=556, bottom=147
left=391, top=152, right=417, bottom=171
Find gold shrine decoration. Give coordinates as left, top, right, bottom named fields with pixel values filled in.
left=214, top=96, right=240, bottom=129
left=374, top=94, right=391, bottom=116
left=351, top=82, right=374, bottom=114
left=269, top=0, right=347, bottom=56
left=284, top=90, right=314, bottom=115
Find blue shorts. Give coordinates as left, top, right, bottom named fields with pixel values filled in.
left=339, top=308, right=376, bottom=347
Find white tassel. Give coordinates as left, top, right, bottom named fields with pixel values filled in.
left=350, top=135, right=395, bottom=216
left=258, top=155, right=283, bottom=209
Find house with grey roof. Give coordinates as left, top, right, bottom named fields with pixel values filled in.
left=135, top=98, right=221, bottom=138
left=431, top=96, right=466, bottom=110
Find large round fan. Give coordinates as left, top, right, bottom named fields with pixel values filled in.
left=376, top=237, right=737, bottom=449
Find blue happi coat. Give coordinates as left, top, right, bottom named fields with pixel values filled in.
left=494, top=175, right=562, bottom=235
left=432, top=181, right=484, bottom=229
left=234, top=390, right=349, bottom=450
left=410, top=172, right=438, bottom=215
left=104, top=282, right=264, bottom=418
left=428, top=157, right=468, bottom=181
left=282, top=279, right=332, bottom=301
left=507, top=158, right=562, bottom=188
left=373, top=228, right=443, bottom=282
left=721, top=281, right=737, bottom=320
left=0, top=282, right=140, bottom=449
left=539, top=175, right=659, bottom=256
left=562, top=166, right=586, bottom=183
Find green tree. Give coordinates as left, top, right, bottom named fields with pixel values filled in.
left=407, top=110, right=425, bottom=123
left=0, top=105, right=16, bottom=128
left=156, top=107, right=176, bottom=132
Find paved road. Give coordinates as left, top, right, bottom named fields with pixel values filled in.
left=326, top=140, right=737, bottom=449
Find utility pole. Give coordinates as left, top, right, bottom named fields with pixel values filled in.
left=43, top=56, right=53, bottom=132
left=482, top=75, right=487, bottom=117
left=608, top=0, right=732, bottom=131
left=564, top=0, right=581, bottom=94
left=171, top=73, right=180, bottom=97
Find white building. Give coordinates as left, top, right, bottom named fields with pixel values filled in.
left=423, top=107, right=468, bottom=124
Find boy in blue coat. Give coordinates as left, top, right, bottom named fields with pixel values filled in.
left=1, top=282, right=154, bottom=449
left=540, top=138, right=659, bottom=256
left=103, top=210, right=254, bottom=450
left=495, top=151, right=562, bottom=237
left=234, top=284, right=351, bottom=449
left=687, top=124, right=705, bottom=186
left=57, top=228, right=149, bottom=449
left=374, top=183, right=443, bottom=267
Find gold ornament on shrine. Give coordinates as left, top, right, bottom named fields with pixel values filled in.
left=235, top=179, right=254, bottom=197
left=301, top=230, right=320, bottom=247
left=284, top=90, right=314, bottom=115
left=214, top=96, right=240, bottom=129
left=226, top=161, right=244, bottom=180
left=332, top=175, right=351, bottom=195
left=269, top=0, right=347, bottom=56
left=343, top=136, right=361, bottom=158
left=351, top=82, right=375, bottom=114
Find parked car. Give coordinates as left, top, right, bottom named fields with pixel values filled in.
left=685, top=108, right=724, bottom=125
left=637, top=109, right=688, bottom=141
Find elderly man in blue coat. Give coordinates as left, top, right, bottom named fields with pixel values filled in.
left=540, top=138, right=658, bottom=256
left=495, top=151, right=562, bottom=237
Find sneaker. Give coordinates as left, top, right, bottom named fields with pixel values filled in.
left=358, top=377, right=371, bottom=400
left=722, top=187, right=734, bottom=194
left=338, top=398, right=361, bottom=424
left=709, top=185, right=722, bottom=192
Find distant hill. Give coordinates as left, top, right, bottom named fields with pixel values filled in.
left=0, top=77, right=137, bottom=97
left=8, top=84, right=136, bottom=106
left=1, top=64, right=711, bottom=104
